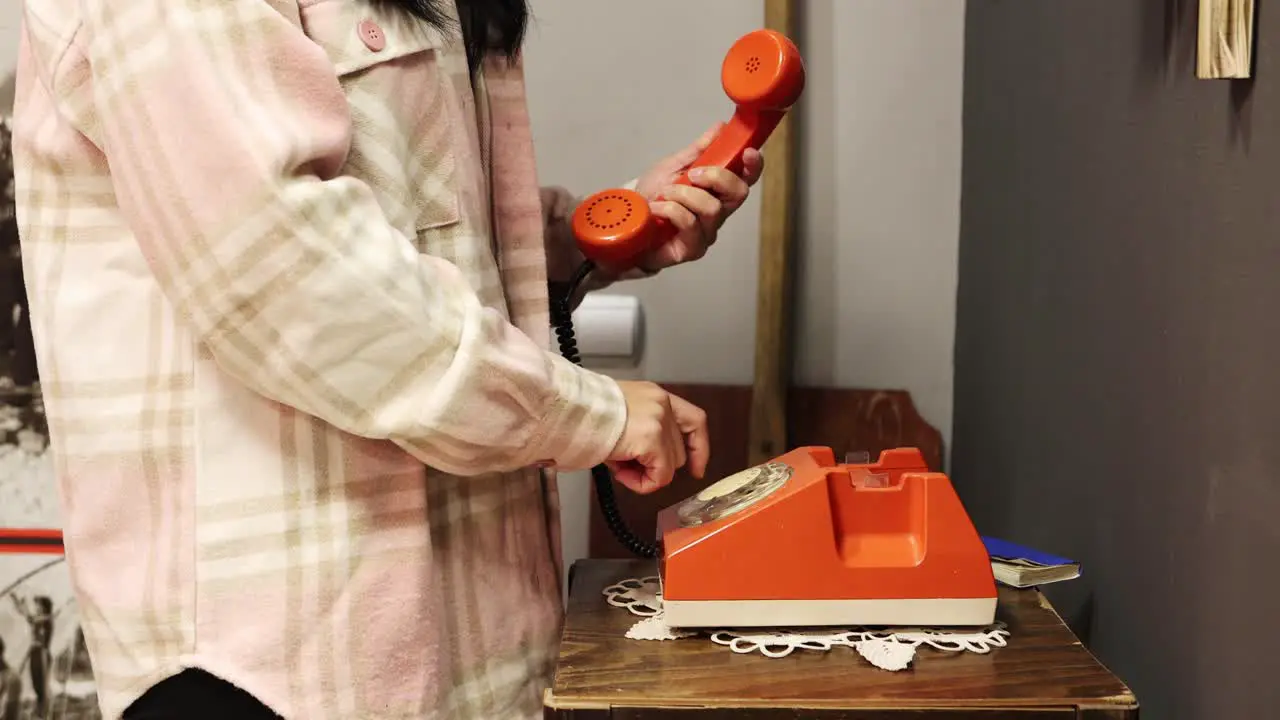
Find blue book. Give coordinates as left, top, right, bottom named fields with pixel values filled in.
left=980, top=536, right=1081, bottom=588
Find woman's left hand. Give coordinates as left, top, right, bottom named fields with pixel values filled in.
left=631, top=122, right=764, bottom=272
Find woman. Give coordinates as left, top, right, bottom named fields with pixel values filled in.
left=12, top=0, right=762, bottom=718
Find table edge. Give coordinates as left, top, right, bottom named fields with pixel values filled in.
left=555, top=560, right=1139, bottom=710
left=544, top=689, right=1140, bottom=712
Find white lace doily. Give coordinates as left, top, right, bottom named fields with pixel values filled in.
left=602, top=576, right=663, bottom=617
left=601, top=576, right=1009, bottom=671
left=626, top=614, right=696, bottom=641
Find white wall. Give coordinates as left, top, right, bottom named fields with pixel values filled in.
left=795, top=2, right=964, bottom=424
left=523, top=0, right=966, bottom=576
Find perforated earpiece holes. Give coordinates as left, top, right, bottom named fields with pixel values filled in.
left=585, top=193, right=635, bottom=231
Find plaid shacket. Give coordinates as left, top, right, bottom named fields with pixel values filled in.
left=12, top=1, right=630, bottom=718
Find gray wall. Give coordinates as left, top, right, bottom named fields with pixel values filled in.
left=955, top=2, right=1280, bottom=718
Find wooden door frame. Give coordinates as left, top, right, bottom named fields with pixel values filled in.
left=748, top=0, right=800, bottom=466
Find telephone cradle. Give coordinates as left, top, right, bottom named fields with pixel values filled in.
left=655, top=446, right=998, bottom=629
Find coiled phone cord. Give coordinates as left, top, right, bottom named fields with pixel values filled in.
left=548, top=261, right=659, bottom=559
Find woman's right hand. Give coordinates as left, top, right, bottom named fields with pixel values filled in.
left=608, top=382, right=709, bottom=494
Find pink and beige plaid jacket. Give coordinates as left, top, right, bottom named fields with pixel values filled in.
left=12, top=1, right=634, bottom=717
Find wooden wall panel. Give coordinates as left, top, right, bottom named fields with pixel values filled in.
left=588, top=384, right=942, bottom=559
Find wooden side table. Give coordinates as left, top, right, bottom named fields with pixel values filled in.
left=545, top=559, right=1138, bottom=719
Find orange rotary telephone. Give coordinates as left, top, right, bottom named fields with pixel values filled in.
left=656, top=447, right=997, bottom=628
left=549, top=30, right=997, bottom=629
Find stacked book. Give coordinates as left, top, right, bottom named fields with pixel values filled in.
left=981, top=536, right=1081, bottom=589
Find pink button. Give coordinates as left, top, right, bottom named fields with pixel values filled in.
left=358, top=20, right=386, bottom=52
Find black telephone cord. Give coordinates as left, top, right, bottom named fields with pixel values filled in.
left=548, top=261, right=659, bottom=559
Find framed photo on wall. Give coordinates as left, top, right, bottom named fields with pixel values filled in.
left=0, top=114, right=102, bottom=719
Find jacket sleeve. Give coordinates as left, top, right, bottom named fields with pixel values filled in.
left=76, top=0, right=626, bottom=473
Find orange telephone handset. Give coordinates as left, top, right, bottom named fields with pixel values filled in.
left=570, top=29, right=806, bottom=270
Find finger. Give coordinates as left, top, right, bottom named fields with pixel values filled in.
left=644, top=450, right=676, bottom=493
left=667, top=409, right=687, bottom=473
left=668, top=395, right=710, bottom=479
left=669, top=122, right=725, bottom=169
left=740, top=148, right=765, bottom=186
left=658, top=394, right=686, bottom=480
left=686, top=166, right=749, bottom=211
left=610, top=452, right=673, bottom=494
left=647, top=200, right=703, bottom=266
left=661, top=184, right=724, bottom=234
left=608, top=460, right=643, bottom=493
left=609, top=460, right=657, bottom=495
left=651, top=199, right=699, bottom=232
left=694, top=122, right=723, bottom=151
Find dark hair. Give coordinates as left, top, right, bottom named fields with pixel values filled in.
left=381, top=0, right=530, bottom=70
left=34, top=596, right=52, bottom=613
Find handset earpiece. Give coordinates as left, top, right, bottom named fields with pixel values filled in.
left=570, top=29, right=806, bottom=271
